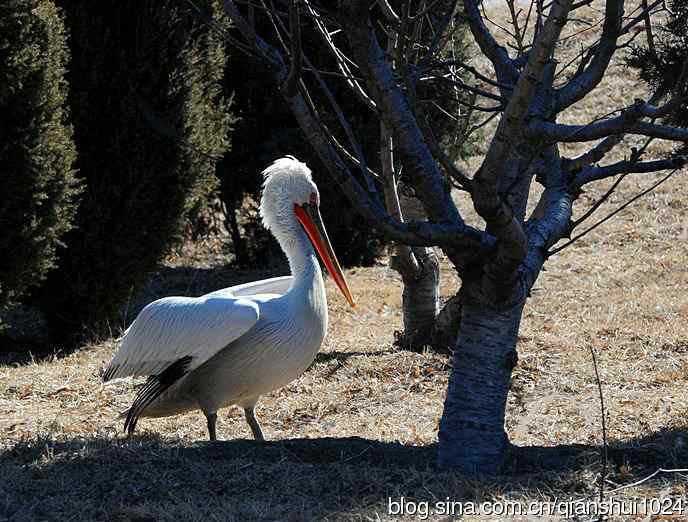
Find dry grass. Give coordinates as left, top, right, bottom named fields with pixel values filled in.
left=3, top=2, right=688, bottom=521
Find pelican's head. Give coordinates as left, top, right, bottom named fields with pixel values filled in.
left=260, top=156, right=355, bottom=307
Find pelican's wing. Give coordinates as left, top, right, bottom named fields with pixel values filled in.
left=204, top=275, right=293, bottom=299
left=103, top=295, right=259, bottom=382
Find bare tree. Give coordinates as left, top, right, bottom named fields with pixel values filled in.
left=217, top=0, right=688, bottom=472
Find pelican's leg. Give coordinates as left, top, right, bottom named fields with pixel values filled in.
left=204, top=411, right=218, bottom=441
left=244, top=407, right=264, bottom=441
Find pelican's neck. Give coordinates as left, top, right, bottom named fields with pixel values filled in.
left=277, top=223, right=327, bottom=309
left=288, top=239, right=321, bottom=285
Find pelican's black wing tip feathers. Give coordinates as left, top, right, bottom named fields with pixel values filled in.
left=123, top=355, right=193, bottom=436
left=102, top=364, right=118, bottom=382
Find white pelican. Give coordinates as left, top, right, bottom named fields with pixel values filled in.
left=103, top=156, right=355, bottom=441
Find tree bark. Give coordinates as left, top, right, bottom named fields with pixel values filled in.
left=398, top=246, right=440, bottom=348
left=428, top=292, right=462, bottom=354
left=438, top=300, right=523, bottom=473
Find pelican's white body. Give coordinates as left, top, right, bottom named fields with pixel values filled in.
left=146, top=260, right=326, bottom=417
left=104, top=157, right=332, bottom=430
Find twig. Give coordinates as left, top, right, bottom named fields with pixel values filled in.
left=417, top=0, right=460, bottom=69
left=549, top=168, right=681, bottom=256
left=607, top=468, right=688, bottom=494
left=522, top=0, right=537, bottom=44
left=429, top=59, right=512, bottom=92
left=464, top=111, right=499, bottom=138
left=589, top=344, right=608, bottom=508
left=571, top=173, right=627, bottom=228
left=480, top=1, right=519, bottom=40
left=420, top=74, right=505, bottom=103
left=410, top=0, right=447, bottom=21
left=303, top=54, right=376, bottom=190
left=260, top=1, right=376, bottom=191
left=506, top=0, right=527, bottom=56
left=620, top=0, right=664, bottom=36
left=185, top=0, right=264, bottom=60
left=304, top=0, right=377, bottom=112
left=377, top=0, right=400, bottom=24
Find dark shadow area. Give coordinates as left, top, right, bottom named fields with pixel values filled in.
left=1, top=427, right=687, bottom=521
left=129, top=264, right=288, bottom=315
left=313, top=350, right=394, bottom=364
left=0, top=263, right=287, bottom=366
left=310, top=350, right=399, bottom=379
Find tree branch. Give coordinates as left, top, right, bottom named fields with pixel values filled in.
left=304, top=1, right=378, bottom=112
left=477, top=0, right=571, bottom=193
left=381, top=122, right=422, bottom=277
left=303, top=53, right=377, bottom=192
left=461, top=0, right=519, bottom=83
left=415, top=103, right=473, bottom=192
left=222, top=0, right=283, bottom=68
left=419, top=74, right=506, bottom=104
left=470, top=0, right=572, bottom=291
left=619, top=0, right=663, bottom=36
left=377, top=0, right=400, bottom=24
left=555, top=0, right=624, bottom=111
left=260, top=3, right=377, bottom=193
left=221, top=0, right=490, bottom=257
left=417, top=0, right=460, bottom=70
left=506, top=0, right=527, bottom=57
left=531, top=118, right=688, bottom=142
left=571, top=173, right=627, bottom=228
left=562, top=135, right=624, bottom=171
left=429, top=58, right=513, bottom=93
left=549, top=167, right=681, bottom=255
left=574, top=156, right=687, bottom=185
left=289, top=74, right=487, bottom=250
left=339, top=1, right=466, bottom=231
left=522, top=147, right=573, bottom=291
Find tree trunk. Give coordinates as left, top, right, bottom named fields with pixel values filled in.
left=398, top=246, right=440, bottom=348
left=224, top=200, right=247, bottom=268
left=438, top=300, right=523, bottom=473
left=428, top=292, right=462, bottom=354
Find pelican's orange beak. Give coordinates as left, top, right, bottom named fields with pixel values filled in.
left=294, top=203, right=356, bottom=308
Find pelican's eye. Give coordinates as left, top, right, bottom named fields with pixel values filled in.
left=309, top=192, right=318, bottom=206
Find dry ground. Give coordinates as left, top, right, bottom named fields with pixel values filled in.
left=3, top=2, right=688, bottom=521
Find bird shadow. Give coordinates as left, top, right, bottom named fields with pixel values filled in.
left=1, top=428, right=687, bottom=520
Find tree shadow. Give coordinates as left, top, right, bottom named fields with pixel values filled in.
left=1, top=427, right=686, bottom=520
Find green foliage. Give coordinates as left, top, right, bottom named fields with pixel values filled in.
left=628, top=0, right=688, bottom=132
left=32, top=0, right=232, bottom=338
left=0, top=0, right=80, bottom=308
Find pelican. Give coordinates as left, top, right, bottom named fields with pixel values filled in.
left=103, top=156, right=355, bottom=441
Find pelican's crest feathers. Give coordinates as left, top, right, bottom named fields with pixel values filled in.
left=260, top=156, right=318, bottom=232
